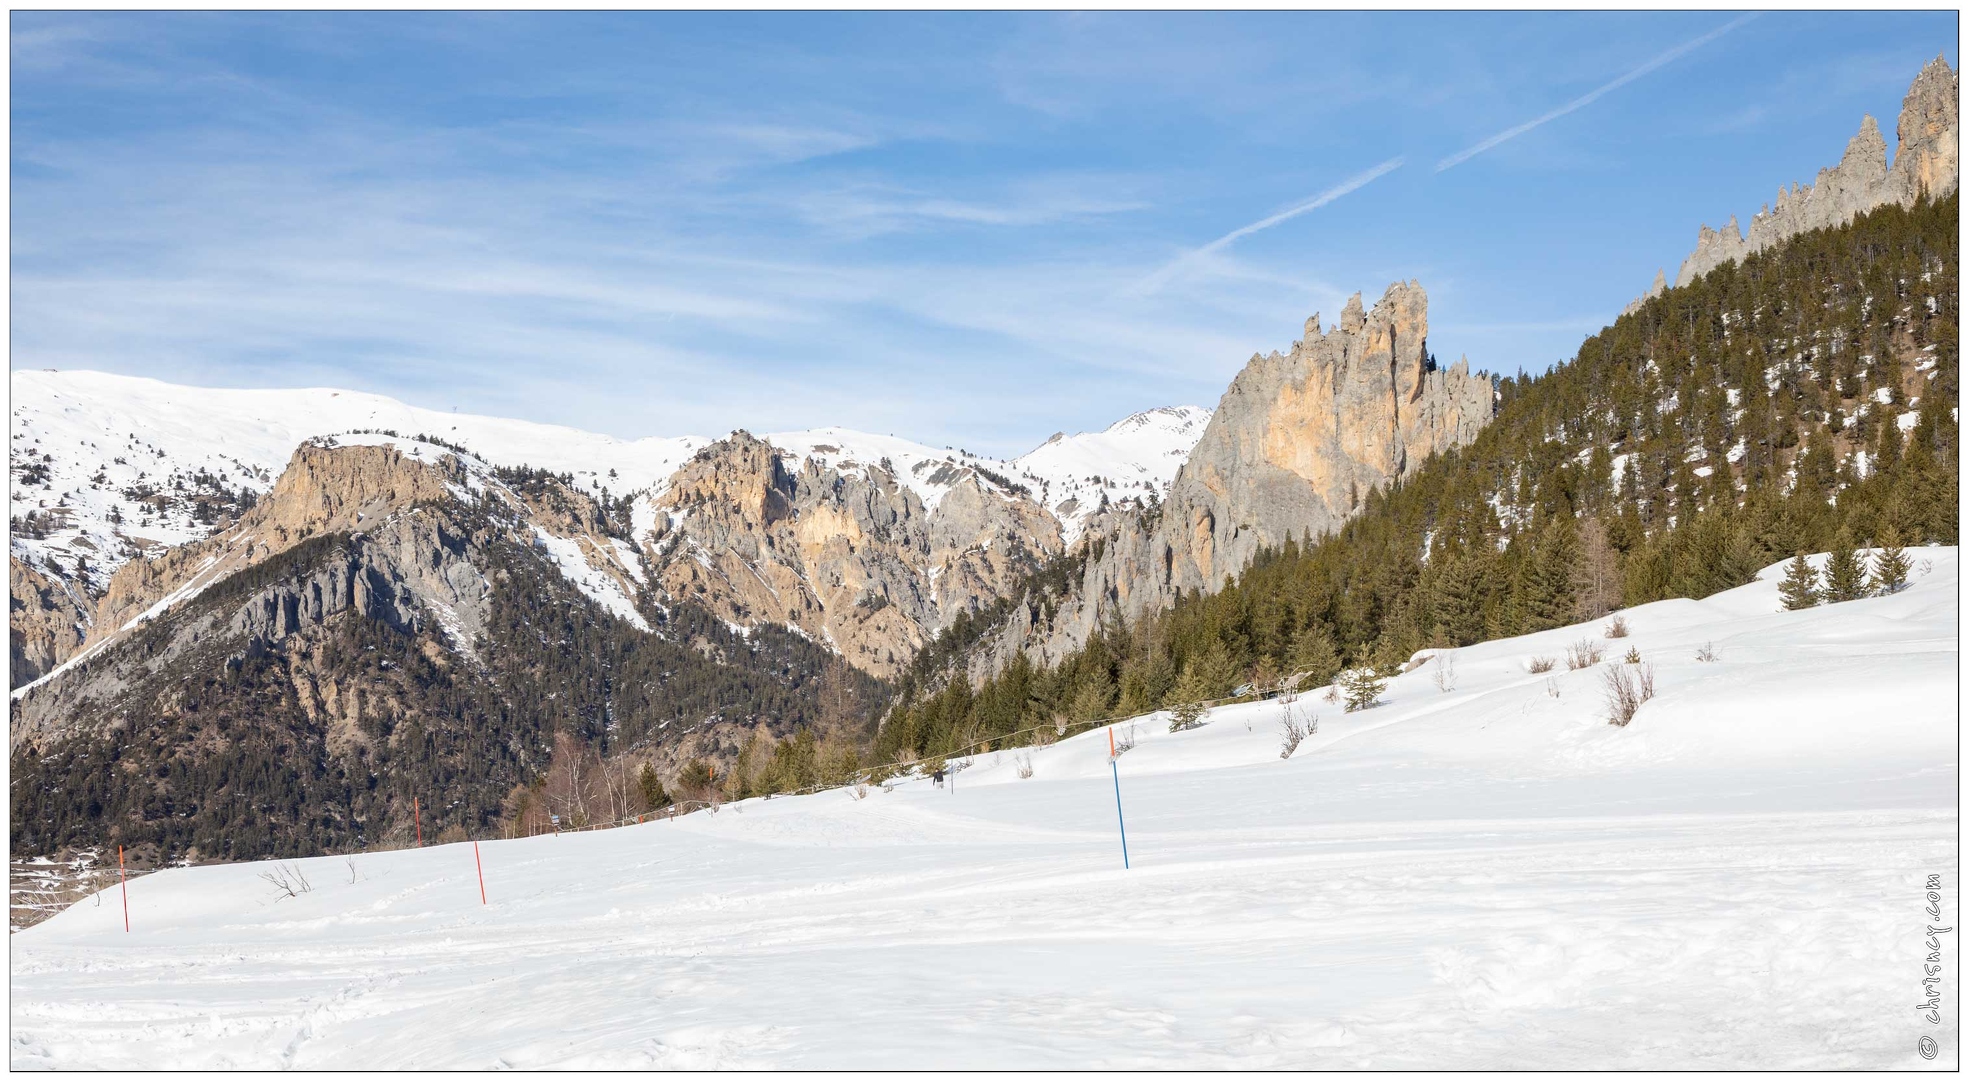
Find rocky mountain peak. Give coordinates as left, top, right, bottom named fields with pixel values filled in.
left=974, top=279, right=1494, bottom=675
left=1665, top=58, right=1957, bottom=291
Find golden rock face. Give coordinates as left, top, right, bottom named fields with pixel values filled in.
left=646, top=432, right=1063, bottom=678
left=972, top=280, right=1495, bottom=679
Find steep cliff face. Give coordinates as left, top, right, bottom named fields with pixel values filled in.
left=9, top=558, right=92, bottom=687
left=973, top=281, right=1493, bottom=675
left=1670, top=57, right=1958, bottom=289
left=644, top=432, right=1061, bottom=677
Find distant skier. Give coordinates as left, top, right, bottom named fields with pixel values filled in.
left=932, top=767, right=946, bottom=788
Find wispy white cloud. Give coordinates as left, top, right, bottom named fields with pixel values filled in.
left=1139, top=156, right=1405, bottom=293
left=1436, top=13, right=1759, bottom=171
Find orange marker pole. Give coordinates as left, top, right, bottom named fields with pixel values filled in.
left=118, top=845, right=130, bottom=932
left=473, top=840, right=487, bottom=905
left=414, top=796, right=423, bottom=847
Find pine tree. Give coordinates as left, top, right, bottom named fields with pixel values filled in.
left=1869, top=524, right=1912, bottom=595
left=1285, top=623, right=1342, bottom=688
left=1523, top=516, right=1579, bottom=630
left=637, top=762, right=669, bottom=809
left=1777, top=551, right=1821, bottom=610
left=1337, top=666, right=1387, bottom=713
left=1823, top=529, right=1868, bottom=602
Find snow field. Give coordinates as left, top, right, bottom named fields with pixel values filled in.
left=10, top=550, right=1958, bottom=1069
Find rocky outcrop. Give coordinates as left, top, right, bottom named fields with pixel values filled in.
left=1621, top=269, right=1668, bottom=318
left=977, top=281, right=1493, bottom=673
left=643, top=432, right=1062, bottom=677
left=81, top=439, right=463, bottom=652
left=1670, top=57, right=1957, bottom=290
left=9, top=557, right=92, bottom=688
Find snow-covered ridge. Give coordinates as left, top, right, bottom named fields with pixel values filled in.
left=9, top=370, right=703, bottom=589
left=1011, top=405, right=1212, bottom=542
left=11, top=371, right=1209, bottom=586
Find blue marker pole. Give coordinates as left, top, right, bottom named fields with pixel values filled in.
left=1108, top=727, right=1130, bottom=870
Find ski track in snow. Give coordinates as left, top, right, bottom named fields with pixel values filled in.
left=10, top=551, right=1959, bottom=1069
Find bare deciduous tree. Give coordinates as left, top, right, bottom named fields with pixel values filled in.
left=1574, top=517, right=1622, bottom=621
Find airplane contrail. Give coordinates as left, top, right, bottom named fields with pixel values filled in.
left=1436, top=13, right=1760, bottom=172
left=1142, top=156, right=1405, bottom=292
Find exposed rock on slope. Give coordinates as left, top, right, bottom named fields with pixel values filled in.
left=10, top=437, right=645, bottom=745
left=10, top=435, right=878, bottom=860
left=1670, top=56, right=1957, bottom=289
left=643, top=432, right=1061, bottom=677
left=11, top=371, right=1203, bottom=685
left=974, top=281, right=1494, bottom=674
left=9, top=559, right=91, bottom=686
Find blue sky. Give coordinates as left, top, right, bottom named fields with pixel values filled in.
left=11, top=11, right=1958, bottom=456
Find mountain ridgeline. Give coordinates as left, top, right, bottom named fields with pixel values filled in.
left=881, top=191, right=1958, bottom=764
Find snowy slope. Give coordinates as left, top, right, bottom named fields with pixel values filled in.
left=10, top=371, right=1206, bottom=587
left=763, top=426, right=1030, bottom=515
left=8, top=370, right=704, bottom=588
left=766, top=405, right=1211, bottom=536
left=13, top=550, right=1956, bottom=1069
left=1011, top=405, right=1211, bottom=542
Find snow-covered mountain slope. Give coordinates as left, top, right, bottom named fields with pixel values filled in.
left=10, top=370, right=1205, bottom=588
left=1011, top=405, right=1211, bottom=542
left=8, top=370, right=704, bottom=589
left=763, top=426, right=1032, bottom=514
left=766, top=405, right=1211, bottom=538
left=14, top=550, right=1955, bottom=1069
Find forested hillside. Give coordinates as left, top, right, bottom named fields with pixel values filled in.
left=877, top=194, right=1959, bottom=762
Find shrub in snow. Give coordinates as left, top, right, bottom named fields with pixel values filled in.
left=1014, top=754, right=1034, bottom=780
left=1778, top=551, right=1822, bottom=610
left=1695, top=641, right=1718, bottom=663
left=1565, top=639, right=1603, bottom=671
left=259, top=862, right=312, bottom=901
left=1602, top=662, right=1656, bottom=726
left=1278, top=703, right=1316, bottom=759
left=1526, top=655, right=1557, bottom=674
left=1604, top=615, right=1630, bottom=639
left=1337, top=667, right=1386, bottom=712
left=1431, top=652, right=1457, bottom=693
left=1623, top=646, right=1642, bottom=665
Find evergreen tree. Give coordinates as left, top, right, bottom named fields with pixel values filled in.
left=1337, top=667, right=1387, bottom=713
left=1869, top=524, right=1913, bottom=595
left=1286, top=622, right=1343, bottom=688
left=1823, top=529, right=1868, bottom=602
left=1777, top=551, right=1821, bottom=611
left=637, top=763, right=670, bottom=809
left=1523, top=516, right=1579, bottom=630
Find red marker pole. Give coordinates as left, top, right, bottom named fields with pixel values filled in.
left=473, top=840, right=487, bottom=905
left=414, top=796, right=423, bottom=847
left=118, top=845, right=130, bottom=932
